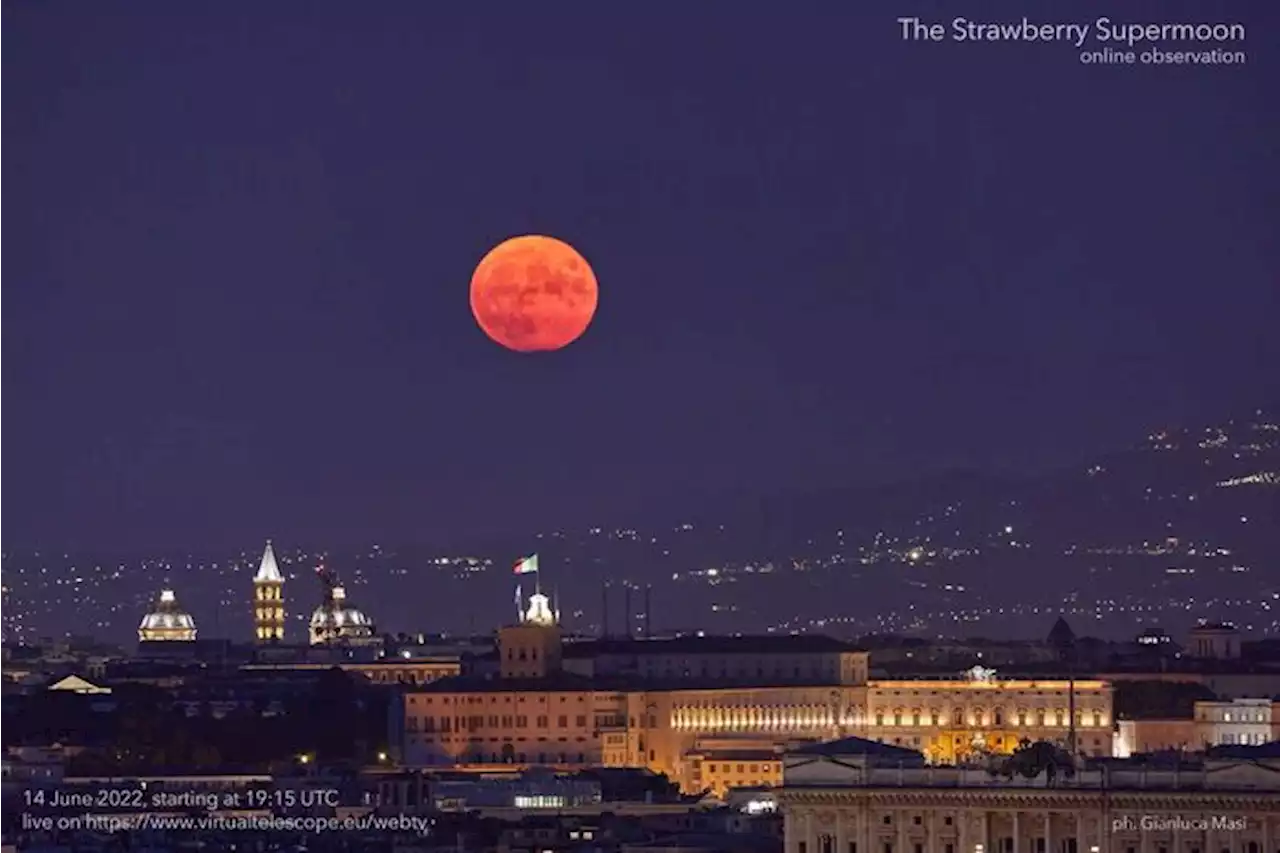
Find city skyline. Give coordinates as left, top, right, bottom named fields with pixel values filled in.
left=4, top=406, right=1275, bottom=646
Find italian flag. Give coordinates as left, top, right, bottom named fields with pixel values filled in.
left=513, top=554, right=539, bottom=575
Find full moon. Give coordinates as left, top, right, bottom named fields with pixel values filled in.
left=469, top=235, right=599, bottom=353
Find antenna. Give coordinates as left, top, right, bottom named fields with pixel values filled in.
left=644, top=585, right=652, bottom=639
left=601, top=580, right=609, bottom=638
left=1068, top=647, right=1078, bottom=758
left=623, top=583, right=632, bottom=639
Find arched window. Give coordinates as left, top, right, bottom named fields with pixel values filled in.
left=952, top=708, right=964, bottom=726
left=993, top=708, right=1004, bottom=726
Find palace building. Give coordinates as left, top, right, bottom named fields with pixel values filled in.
left=778, top=737, right=1278, bottom=853
left=867, top=671, right=1112, bottom=764
left=253, top=541, right=285, bottom=643
left=390, top=594, right=1115, bottom=794
left=138, top=589, right=197, bottom=642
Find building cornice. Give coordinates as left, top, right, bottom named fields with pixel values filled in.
left=778, top=787, right=1280, bottom=810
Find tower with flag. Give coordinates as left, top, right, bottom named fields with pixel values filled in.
left=514, top=553, right=537, bottom=621
left=501, top=552, right=563, bottom=680
left=511, top=553, right=559, bottom=626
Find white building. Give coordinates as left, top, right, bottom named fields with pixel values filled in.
left=1195, top=698, right=1277, bottom=747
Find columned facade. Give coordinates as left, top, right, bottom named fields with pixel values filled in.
left=783, top=790, right=1277, bottom=853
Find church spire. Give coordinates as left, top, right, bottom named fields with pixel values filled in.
left=255, top=540, right=284, bottom=583
left=253, top=540, right=285, bottom=643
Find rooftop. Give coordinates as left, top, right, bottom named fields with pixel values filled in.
left=406, top=671, right=853, bottom=694
left=790, top=736, right=924, bottom=761
left=691, top=749, right=782, bottom=762
left=562, top=635, right=862, bottom=658
left=782, top=741, right=1280, bottom=792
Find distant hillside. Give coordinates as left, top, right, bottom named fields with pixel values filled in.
left=3, top=411, right=1276, bottom=644
left=700, top=412, right=1279, bottom=559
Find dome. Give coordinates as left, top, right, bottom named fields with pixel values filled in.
left=138, top=589, right=197, bottom=642
left=309, top=585, right=377, bottom=645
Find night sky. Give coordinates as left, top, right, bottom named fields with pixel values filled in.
left=5, top=1, right=1277, bottom=551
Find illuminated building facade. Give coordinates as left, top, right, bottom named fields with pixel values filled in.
left=392, top=609, right=1115, bottom=794
left=138, top=589, right=197, bottom=642
left=1113, top=719, right=1197, bottom=757
left=253, top=541, right=285, bottom=643
left=684, top=744, right=784, bottom=796
left=1195, top=699, right=1278, bottom=747
left=779, top=738, right=1278, bottom=853
left=867, top=669, right=1113, bottom=764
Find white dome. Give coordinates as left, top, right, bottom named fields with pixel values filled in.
left=140, top=611, right=198, bottom=632
left=138, top=589, right=197, bottom=641
left=309, top=603, right=372, bottom=630
left=308, top=584, right=376, bottom=645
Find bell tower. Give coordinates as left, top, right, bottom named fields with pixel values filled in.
left=253, top=541, right=285, bottom=642
left=498, top=588, right=563, bottom=679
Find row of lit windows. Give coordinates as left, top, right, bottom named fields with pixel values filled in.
left=407, top=714, right=590, bottom=732
left=415, top=694, right=589, bottom=705
left=1220, top=732, right=1271, bottom=745
left=872, top=709, right=1107, bottom=728
left=670, top=707, right=1107, bottom=731
left=704, top=762, right=780, bottom=775
left=1201, top=710, right=1270, bottom=723
left=411, top=734, right=589, bottom=745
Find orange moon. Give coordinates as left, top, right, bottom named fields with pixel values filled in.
left=469, top=235, right=599, bottom=353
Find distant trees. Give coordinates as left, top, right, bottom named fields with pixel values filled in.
left=16, top=668, right=394, bottom=775
left=989, top=739, right=1075, bottom=785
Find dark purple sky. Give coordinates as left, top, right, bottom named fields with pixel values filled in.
left=5, top=0, right=1276, bottom=550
